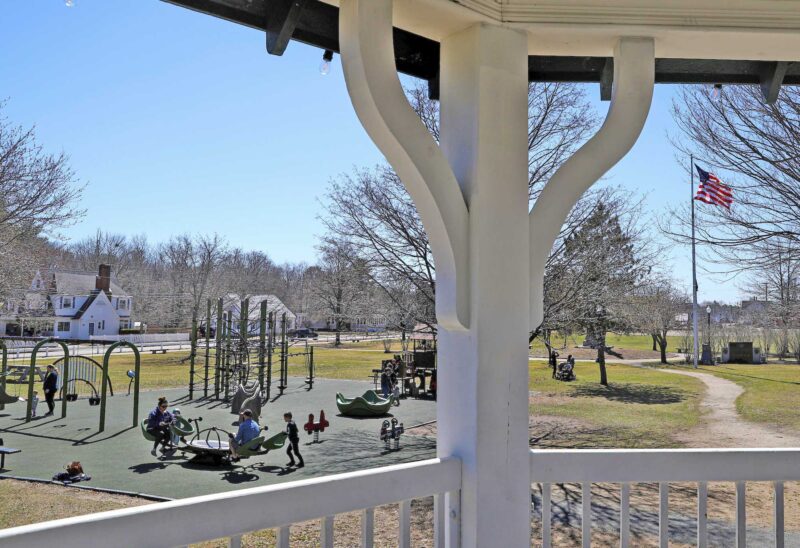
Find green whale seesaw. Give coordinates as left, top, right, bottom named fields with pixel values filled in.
left=336, top=390, right=394, bottom=417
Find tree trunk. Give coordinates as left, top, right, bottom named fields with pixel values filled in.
left=658, top=331, right=668, bottom=364
left=651, top=333, right=658, bottom=352
left=597, top=330, right=608, bottom=386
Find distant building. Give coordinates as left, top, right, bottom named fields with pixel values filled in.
left=210, top=294, right=296, bottom=335
left=0, top=264, right=133, bottom=338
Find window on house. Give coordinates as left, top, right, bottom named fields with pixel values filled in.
left=62, top=297, right=73, bottom=308
left=57, top=321, right=70, bottom=332
left=118, top=299, right=127, bottom=310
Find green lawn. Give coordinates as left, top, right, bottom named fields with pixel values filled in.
left=531, top=332, right=685, bottom=354
left=695, top=364, right=800, bottom=432
left=530, top=360, right=704, bottom=448
left=2, top=344, right=393, bottom=395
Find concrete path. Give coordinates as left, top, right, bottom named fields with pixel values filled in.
left=657, top=367, right=800, bottom=448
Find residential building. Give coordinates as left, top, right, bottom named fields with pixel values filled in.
left=0, top=264, right=133, bottom=339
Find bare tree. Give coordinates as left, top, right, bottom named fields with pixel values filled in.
left=0, top=105, right=85, bottom=250
left=307, top=241, right=372, bottom=346
left=323, top=83, right=598, bottom=331
left=631, top=277, right=687, bottom=364
left=160, top=234, right=227, bottom=327
left=0, top=104, right=84, bottom=297
left=666, top=86, right=800, bottom=274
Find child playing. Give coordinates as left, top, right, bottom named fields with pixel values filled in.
left=283, top=412, right=304, bottom=468
left=30, top=391, right=40, bottom=418
left=392, top=380, right=401, bottom=406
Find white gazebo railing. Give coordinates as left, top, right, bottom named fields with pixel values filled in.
left=0, top=457, right=461, bottom=548
left=531, top=448, right=800, bottom=548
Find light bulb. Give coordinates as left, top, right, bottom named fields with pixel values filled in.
left=319, top=50, right=334, bottom=76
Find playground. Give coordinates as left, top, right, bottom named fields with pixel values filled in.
left=0, top=376, right=436, bottom=499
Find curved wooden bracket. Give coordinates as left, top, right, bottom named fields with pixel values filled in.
left=528, top=37, right=655, bottom=330
left=339, top=0, right=470, bottom=331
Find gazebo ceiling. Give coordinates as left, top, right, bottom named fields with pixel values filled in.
left=163, top=0, right=800, bottom=102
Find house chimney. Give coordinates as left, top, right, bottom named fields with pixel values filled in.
left=96, top=264, right=111, bottom=293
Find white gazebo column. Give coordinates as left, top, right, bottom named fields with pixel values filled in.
left=438, top=24, right=531, bottom=548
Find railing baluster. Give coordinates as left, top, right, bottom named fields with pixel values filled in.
left=582, top=482, right=591, bottom=548
left=434, top=493, right=446, bottom=548
left=542, top=482, right=551, bottom=548
left=277, top=525, right=290, bottom=548
left=697, top=482, right=707, bottom=548
left=446, top=489, right=461, bottom=548
left=659, top=482, right=668, bottom=548
left=736, top=481, right=746, bottom=548
left=321, top=515, right=334, bottom=548
left=399, top=499, right=411, bottom=548
left=362, top=507, right=375, bottom=548
left=774, top=481, right=784, bottom=548
left=228, top=534, right=242, bottom=548
left=620, top=482, right=630, bottom=548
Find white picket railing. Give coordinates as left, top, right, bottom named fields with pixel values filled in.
left=531, top=448, right=800, bottom=548
left=0, top=457, right=461, bottom=548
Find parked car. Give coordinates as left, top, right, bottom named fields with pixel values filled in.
left=288, top=328, right=318, bottom=339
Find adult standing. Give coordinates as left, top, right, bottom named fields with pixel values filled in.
left=42, top=365, right=58, bottom=417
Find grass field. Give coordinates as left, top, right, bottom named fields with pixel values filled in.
left=694, top=364, right=800, bottom=432
left=1, top=343, right=394, bottom=396
left=530, top=360, right=704, bottom=448
left=530, top=332, right=685, bottom=356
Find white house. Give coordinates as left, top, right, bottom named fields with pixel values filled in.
left=0, top=265, right=133, bottom=339
left=210, top=294, right=296, bottom=336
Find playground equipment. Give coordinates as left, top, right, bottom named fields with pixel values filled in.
left=99, top=342, right=141, bottom=432
left=336, top=390, right=394, bottom=417
left=0, top=340, right=8, bottom=411
left=176, top=417, right=288, bottom=465
left=303, top=410, right=330, bottom=443
left=188, top=298, right=315, bottom=403
left=52, top=355, right=112, bottom=406
left=380, top=418, right=404, bottom=451
left=126, top=370, right=136, bottom=395
left=26, top=339, right=70, bottom=422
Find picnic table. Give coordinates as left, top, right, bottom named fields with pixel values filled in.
left=3, top=365, right=46, bottom=384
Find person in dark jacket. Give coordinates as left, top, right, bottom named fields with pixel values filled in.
left=147, top=396, right=174, bottom=457
left=42, top=365, right=58, bottom=416
left=284, top=412, right=304, bottom=468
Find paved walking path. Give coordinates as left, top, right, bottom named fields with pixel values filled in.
left=655, top=367, right=800, bottom=448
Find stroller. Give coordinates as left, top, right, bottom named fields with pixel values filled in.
left=555, top=361, right=576, bottom=382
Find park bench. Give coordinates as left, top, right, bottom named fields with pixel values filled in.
left=150, top=349, right=168, bottom=355
left=0, top=438, right=21, bottom=470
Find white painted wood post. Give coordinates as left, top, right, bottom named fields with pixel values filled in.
left=321, top=515, right=334, bottom=548
left=277, top=525, right=290, bottom=548
left=438, top=21, right=531, bottom=548
left=620, top=482, right=630, bottom=548
left=774, top=481, right=784, bottom=548
left=434, top=494, right=445, bottom=548
left=697, top=481, right=708, bottom=548
left=542, top=483, right=551, bottom=548
left=398, top=500, right=411, bottom=548
left=361, top=508, right=374, bottom=548
left=228, top=535, right=241, bottom=548
left=582, top=482, right=592, bottom=548
left=736, top=481, right=746, bottom=547
left=659, top=482, right=668, bottom=548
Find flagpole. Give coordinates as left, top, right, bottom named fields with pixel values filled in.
left=691, top=154, right=699, bottom=369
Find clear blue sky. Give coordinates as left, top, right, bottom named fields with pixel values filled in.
left=0, top=0, right=741, bottom=303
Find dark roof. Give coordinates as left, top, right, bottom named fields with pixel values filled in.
left=51, top=271, right=129, bottom=297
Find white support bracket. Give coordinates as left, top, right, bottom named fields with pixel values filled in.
left=339, top=0, right=470, bottom=330
left=528, top=37, right=655, bottom=330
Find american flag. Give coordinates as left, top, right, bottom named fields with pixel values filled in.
left=694, top=165, right=733, bottom=209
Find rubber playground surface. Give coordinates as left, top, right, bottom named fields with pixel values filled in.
left=0, top=377, right=436, bottom=500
